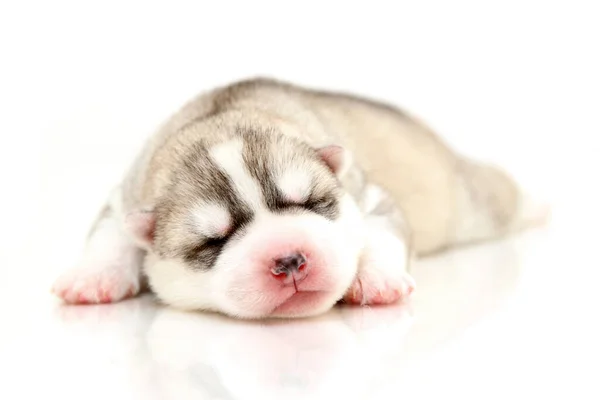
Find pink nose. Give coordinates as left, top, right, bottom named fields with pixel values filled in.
left=271, top=253, right=309, bottom=286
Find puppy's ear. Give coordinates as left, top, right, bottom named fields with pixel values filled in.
left=124, top=210, right=156, bottom=249
left=316, top=145, right=352, bottom=178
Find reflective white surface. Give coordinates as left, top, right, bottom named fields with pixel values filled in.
left=3, top=216, right=599, bottom=399
left=1, top=1, right=599, bottom=398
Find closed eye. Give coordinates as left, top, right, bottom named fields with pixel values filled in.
left=304, top=197, right=335, bottom=211
left=183, top=206, right=252, bottom=269
left=183, top=234, right=231, bottom=268
left=275, top=195, right=338, bottom=219
left=202, top=236, right=228, bottom=250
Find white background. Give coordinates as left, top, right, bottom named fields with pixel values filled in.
left=0, top=1, right=599, bottom=399
left=1, top=0, right=598, bottom=283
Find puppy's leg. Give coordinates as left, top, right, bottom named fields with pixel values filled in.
left=343, top=185, right=416, bottom=306
left=52, top=191, right=149, bottom=304
left=451, top=158, right=550, bottom=247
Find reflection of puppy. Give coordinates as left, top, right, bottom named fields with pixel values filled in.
left=145, top=305, right=414, bottom=400
left=52, top=78, right=547, bottom=318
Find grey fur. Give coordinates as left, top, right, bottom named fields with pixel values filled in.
left=114, top=77, right=539, bottom=265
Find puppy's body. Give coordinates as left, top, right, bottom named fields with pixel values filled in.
left=53, top=78, right=544, bottom=318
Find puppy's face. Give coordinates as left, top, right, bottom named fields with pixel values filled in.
left=136, top=131, right=364, bottom=319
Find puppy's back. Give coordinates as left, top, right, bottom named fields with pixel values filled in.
left=122, top=78, right=540, bottom=255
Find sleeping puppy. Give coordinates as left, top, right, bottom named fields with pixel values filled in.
left=52, top=78, right=547, bottom=319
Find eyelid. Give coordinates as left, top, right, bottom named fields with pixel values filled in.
left=279, top=197, right=322, bottom=211
left=203, top=222, right=242, bottom=244
left=202, top=236, right=227, bottom=248
left=277, top=199, right=309, bottom=209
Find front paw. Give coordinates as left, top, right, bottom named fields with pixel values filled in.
left=343, top=268, right=415, bottom=306
left=52, top=263, right=140, bottom=305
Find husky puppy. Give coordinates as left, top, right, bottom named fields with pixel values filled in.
left=52, top=78, right=546, bottom=319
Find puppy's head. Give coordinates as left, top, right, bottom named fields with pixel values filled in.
left=127, top=130, right=364, bottom=319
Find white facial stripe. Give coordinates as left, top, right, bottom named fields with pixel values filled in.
left=277, top=168, right=313, bottom=203
left=209, top=140, right=264, bottom=210
left=193, top=203, right=231, bottom=237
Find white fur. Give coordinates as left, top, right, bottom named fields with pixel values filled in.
left=347, top=214, right=415, bottom=305
left=146, top=139, right=370, bottom=318
left=362, top=216, right=410, bottom=276
left=209, top=140, right=264, bottom=210
left=146, top=194, right=365, bottom=319
left=52, top=213, right=143, bottom=303
left=276, top=168, right=312, bottom=203
left=361, top=184, right=385, bottom=214
left=214, top=205, right=362, bottom=318
left=192, top=203, right=232, bottom=237
left=357, top=184, right=415, bottom=300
